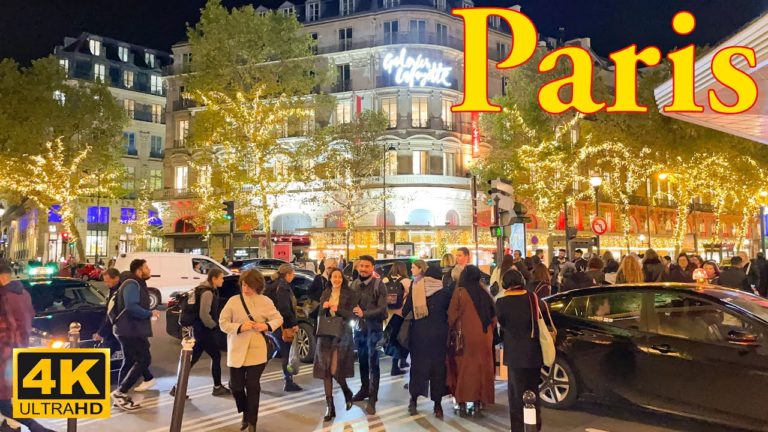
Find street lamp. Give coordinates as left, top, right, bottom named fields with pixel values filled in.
left=48, top=224, right=57, bottom=262
left=382, top=144, right=397, bottom=259
left=590, top=174, right=602, bottom=254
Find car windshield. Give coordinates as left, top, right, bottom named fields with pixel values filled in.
left=720, top=295, right=768, bottom=322
left=25, top=280, right=105, bottom=313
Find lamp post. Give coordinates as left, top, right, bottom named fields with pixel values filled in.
left=760, top=191, right=768, bottom=256
left=48, top=224, right=57, bottom=262
left=382, top=144, right=397, bottom=259
left=0, top=204, right=5, bottom=257
left=645, top=177, right=652, bottom=248
left=590, top=174, right=603, bottom=255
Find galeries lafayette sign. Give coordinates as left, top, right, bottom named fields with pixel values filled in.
left=382, top=48, right=453, bottom=88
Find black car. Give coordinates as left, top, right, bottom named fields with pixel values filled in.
left=166, top=272, right=319, bottom=363
left=232, top=258, right=315, bottom=278
left=342, top=258, right=442, bottom=280
left=541, top=283, right=768, bottom=431
left=25, top=277, right=123, bottom=370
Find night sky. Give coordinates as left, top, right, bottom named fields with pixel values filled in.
left=1, top=0, right=767, bottom=64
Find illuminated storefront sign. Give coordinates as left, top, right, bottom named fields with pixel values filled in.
left=471, top=112, right=480, bottom=157
left=382, top=48, right=453, bottom=88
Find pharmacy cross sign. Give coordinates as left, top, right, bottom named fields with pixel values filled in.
left=382, top=48, right=453, bottom=88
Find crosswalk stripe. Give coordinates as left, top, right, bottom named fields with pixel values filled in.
left=178, top=376, right=407, bottom=432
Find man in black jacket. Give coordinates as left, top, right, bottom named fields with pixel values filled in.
left=349, top=255, right=387, bottom=415
left=92, top=268, right=121, bottom=347
left=755, top=252, right=768, bottom=297
left=572, top=249, right=588, bottom=272
left=719, top=256, right=751, bottom=292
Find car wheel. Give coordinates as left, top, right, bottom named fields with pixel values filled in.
left=296, top=322, right=316, bottom=363
left=147, top=288, right=161, bottom=310
left=539, top=357, right=579, bottom=409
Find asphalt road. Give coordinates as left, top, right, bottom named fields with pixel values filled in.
left=35, top=283, right=747, bottom=432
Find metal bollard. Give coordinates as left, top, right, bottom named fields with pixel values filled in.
left=169, top=336, right=196, bottom=432
left=522, top=390, right=537, bottom=432
left=67, top=322, right=81, bottom=432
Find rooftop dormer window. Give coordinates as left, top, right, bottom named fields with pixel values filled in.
left=382, top=0, right=399, bottom=8
left=89, top=39, right=101, bottom=56
left=145, top=52, right=156, bottom=68
left=489, top=15, right=501, bottom=29
left=118, top=46, right=129, bottom=62
left=340, top=0, right=354, bottom=17
left=306, top=1, right=320, bottom=22
left=280, top=6, right=295, bottom=16
left=434, top=0, right=446, bottom=10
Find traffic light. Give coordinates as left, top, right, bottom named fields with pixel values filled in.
left=489, top=226, right=503, bottom=237
left=61, top=232, right=69, bottom=243
left=222, top=201, right=235, bottom=221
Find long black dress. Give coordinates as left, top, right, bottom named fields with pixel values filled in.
left=401, top=279, right=452, bottom=402
left=313, top=287, right=359, bottom=379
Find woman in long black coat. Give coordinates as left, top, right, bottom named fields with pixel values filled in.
left=313, top=268, right=359, bottom=422
left=401, top=261, right=452, bottom=419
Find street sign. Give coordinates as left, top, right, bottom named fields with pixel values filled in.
left=531, top=235, right=539, bottom=245
left=591, top=217, right=608, bottom=235
left=489, top=178, right=515, bottom=213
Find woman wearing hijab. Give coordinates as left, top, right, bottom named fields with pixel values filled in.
left=447, top=265, right=496, bottom=417
left=401, top=261, right=451, bottom=418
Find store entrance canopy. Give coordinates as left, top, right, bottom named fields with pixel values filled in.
left=654, top=13, right=768, bottom=144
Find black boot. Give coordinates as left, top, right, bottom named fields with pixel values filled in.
left=434, top=401, right=444, bottom=419
left=407, top=397, right=418, bottom=415
left=351, top=388, right=369, bottom=402
left=391, top=358, right=405, bottom=376
left=365, top=398, right=377, bottom=415
left=323, top=397, right=336, bottom=422
left=341, top=384, right=353, bottom=410
left=458, top=402, right=468, bottom=418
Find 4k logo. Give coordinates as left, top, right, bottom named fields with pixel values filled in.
left=12, top=349, right=110, bottom=419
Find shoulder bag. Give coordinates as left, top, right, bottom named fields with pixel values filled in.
left=528, top=292, right=556, bottom=367
left=239, top=294, right=277, bottom=359
left=316, top=292, right=345, bottom=338
left=396, top=312, right=412, bottom=349
left=447, top=289, right=464, bottom=356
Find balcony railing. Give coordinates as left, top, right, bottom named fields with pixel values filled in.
left=149, top=150, right=165, bottom=159
left=332, top=79, right=352, bottom=93
left=172, top=99, right=197, bottom=111
left=125, top=147, right=138, bottom=157
left=317, top=31, right=464, bottom=55
left=172, top=139, right=187, bottom=149
left=152, top=188, right=198, bottom=200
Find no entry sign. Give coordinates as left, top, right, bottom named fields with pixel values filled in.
left=591, top=217, right=608, bottom=235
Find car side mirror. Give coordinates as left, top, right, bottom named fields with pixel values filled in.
left=727, top=330, right=760, bottom=347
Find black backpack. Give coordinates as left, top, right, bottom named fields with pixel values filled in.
left=385, top=276, right=406, bottom=310
left=178, top=285, right=214, bottom=327
left=107, top=280, right=130, bottom=325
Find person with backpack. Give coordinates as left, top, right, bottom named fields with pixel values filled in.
left=170, top=268, right=230, bottom=397
left=111, top=259, right=160, bottom=411
left=349, top=255, right=387, bottom=415
left=382, top=261, right=411, bottom=376
left=0, top=262, right=56, bottom=432
left=268, top=264, right=302, bottom=392
left=92, top=268, right=122, bottom=350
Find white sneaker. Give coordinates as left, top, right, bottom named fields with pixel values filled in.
left=133, top=378, right=157, bottom=392
left=111, top=390, right=141, bottom=412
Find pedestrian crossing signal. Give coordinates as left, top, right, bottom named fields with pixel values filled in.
left=222, top=201, right=235, bottom=220
left=490, top=226, right=503, bottom=237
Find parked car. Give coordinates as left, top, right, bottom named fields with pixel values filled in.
left=25, top=276, right=122, bottom=371
left=342, top=258, right=490, bottom=287
left=114, top=252, right=232, bottom=309
left=237, top=258, right=315, bottom=278
left=541, top=283, right=768, bottom=431
left=75, top=263, right=103, bottom=281
left=165, top=272, right=320, bottom=363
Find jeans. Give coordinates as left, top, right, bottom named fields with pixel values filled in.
left=508, top=368, right=541, bottom=432
left=0, top=400, right=49, bottom=432
left=117, top=336, right=152, bottom=393
left=274, top=328, right=292, bottom=381
left=191, top=327, right=222, bottom=387
left=354, top=328, right=383, bottom=400
left=230, top=363, right=267, bottom=426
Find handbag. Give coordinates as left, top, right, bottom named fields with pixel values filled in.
left=447, top=289, right=464, bottom=356
left=396, top=312, right=412, bottom=349
left=316, top=310, right=345, bottom=338
left=529, top=292, right=556, bottom=367
left=239, top=294, right=277, bottom=359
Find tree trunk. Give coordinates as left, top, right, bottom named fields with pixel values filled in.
left=63, top=204, right=86, bottom=261
left=261, top=205, right=273, bottom=258
left=672, top=204, right=689, bottom=256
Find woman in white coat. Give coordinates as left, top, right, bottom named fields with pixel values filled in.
left=219, top=269, right=283, bottom=432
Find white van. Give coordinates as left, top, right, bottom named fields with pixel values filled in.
left=113, top=252, right=232, bottom=309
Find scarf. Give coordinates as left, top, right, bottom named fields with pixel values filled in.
left=412, top=277, right=443, bottom=320
left=451, top=263, right=465, bottom=282
left=459, top=265, right=495, bottom=333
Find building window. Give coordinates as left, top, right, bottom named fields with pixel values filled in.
left=59, top=58, right=69, bottom=74
left=501, top=76, right=509, bottom=96
left=182, top=52, right=192, bottom=65
left=382, top=0, right=399, bottom=7
left=434, top=0, right=446, bottom=10
left=150, top=169, right=163, bottom=190
left=429, top=152, right=443, bottom=175
left=444, top=152, right=456, bottom=176
left=145, top=52, right=156, bottom=68
left=258, top=9, right=268, bottom=17
left=123, top=70, right=134, bottom=88
left=335, top=64, right=351, bottom=92
left=152, top=104, right=163, bottom=123
left=150, top=136, right=163, bottom=157
left=124, top=167, right=135, bottom=192
left=53, top=90, right=66, bottom=106
left=381, top=97, right=397, bottom=128
left=397, top=153, right=412, bottom=174
left=490, top=16, right=501, bottom=29
left=177, top=119, right=189, bottom=144
left=336, top=101, right=352, bottom=124
left=118, top=46, right=129, bottom=62
left=463, top=0, right=474, bottom=6
left=496, top=42, right=509, bottom=60
left=120, top=208, right=137, bottom=224
left=409, top=20, right=427, bottom=43
left=436, top=23, right=448, bottom=46
left=281, top=5, right=294, bottom=16
left=442, top=99, right=453, bottom=129
left=93, top=63, right=106, bottom=82
left=384, top=148, right=398, bottom=175
left=411, top=96, right=428, bottom=128
left=123, top=132, right=137, bottom=155
left=175, top=166, right=188, bottom=190
left=89, top=39, right=101, bottom=56
left=85, top=230, right=108, bottom=257
left=340, top=0, right=353, bottom=16
left=338, top=28, right=352, bottom=51
left=123, top=99, right=135, bottom=118
left=87, top=206, right=110, bottom=225
left=150, top=75, right=163, bottom=95
left=412, top=151, right=428, bottom=175
left=306, top=2, right=320, bottom=22
left=384, top=20, right=399, bottom=44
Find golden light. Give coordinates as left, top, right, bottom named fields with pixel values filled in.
left=50, top=340, right=66, bottom=349
left=658, top=173, right=669, bottom=181
left=760, top=191, right=768, bottom=198
left=589, top=175, right=603, bottom=188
